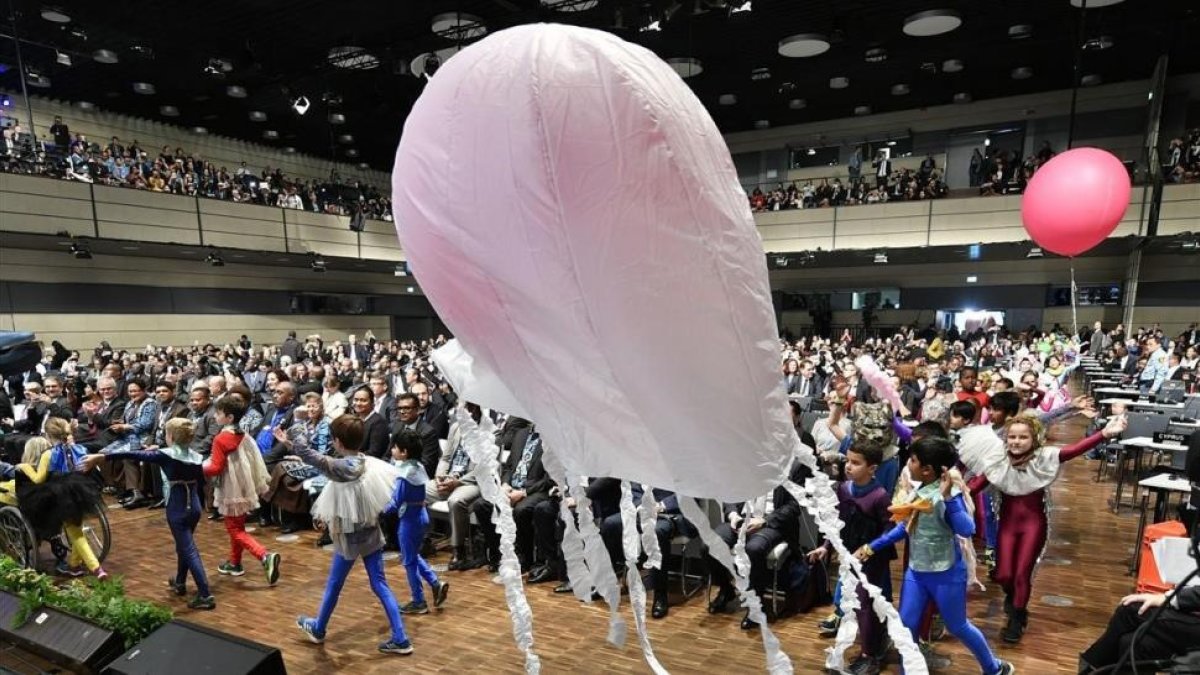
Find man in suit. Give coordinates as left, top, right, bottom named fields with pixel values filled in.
left=1109, top=344, right=1139, bottom=378
left=296, top=365, right=324, bottom=397
left=243, top=360, right=267, bottom=398
left=78, top=376, right=127, bottom=451
left=187, top=385, right=220, bottom=456
left=391, top=392, right=440, bottom=478
left=256, top=382, right=297, bottom=467
left=343, top=334, right=369, bottom=365
left=1166, top=352, right=1186, bottom=381
left=872, top=151, right=892, bottom=190
left=280, top=331, right=302, bottom=363
left=793, top=360, right=824, bottom=399
left=368, top=373, right=396, bottom=428
left=1088, top=321, right=1110, bottom=358
left=1080, top=583, right=1200, bottom=673
left=470, top=423, right=553, bottom=572
left=410, top=381, right=449, bottom=440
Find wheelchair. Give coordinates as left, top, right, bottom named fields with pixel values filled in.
left=0, top=502, right=112, bottom=571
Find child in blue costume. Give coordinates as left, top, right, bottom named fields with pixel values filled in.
left=293, top=415, right=412, bottom=655
left=857, top=436, right=1014, bottom=675
left=385, top=429, right=449, bottom=614
left=84, top=418, right=213, bottom=609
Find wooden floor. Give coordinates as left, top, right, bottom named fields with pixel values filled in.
left=2, top=417, right=1147, bottom=674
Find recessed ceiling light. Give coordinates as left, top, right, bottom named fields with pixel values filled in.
left=338, top=134, right=354, bottom=144
left=226, top=85, right=247, bottom=98
left=159, top=105, right=180, bottom=116
left=346, top=149, right=359, bottom=157
left=1080, top=73, right=1103, bottom=86
left=358, top=162, right=369, bottom=169
left=262, top=129, right=279, bottom=140
left=284, top=146, right=297, bottom=153
left=854, top=105, right=871, bottom=116
left=903, top=9, right=962, bottom=37
left=132, top=82, right=155, bottom=95
left=41, top=7, right=70, bottom=23
left=1069, top=0, right=1123, bottom=7
left=666, top=57, right=703, bottom=79
left=942, top=59, right=964, bottom=73
left=192, top=126, right=208, bottom=134
left=76, top=101, right=95, bottom=111
left=750, top=67, right=771, bottom=81
left=891, top=83, right=910, bottom=95
left=430, top=13, right=487, bottom=41
left=953, top=92, right=972, bottom=103
left=966, top=275, right=978, bottom=283
left=329, top=113, right=347, bottom=125
left=92, top=49, right=119, bottom=64
left=1011, top=66, right=1033, bottom=80
left=1083, top=35, right=1114, bottom=51
left=248, top=110, right=267, bottom=122
left=788, top=98, right=807, bottom=110
left=406, top=286, right=415, bottom=294
left=539, top=0, right=599, bottom=11
left=777, top=82, right=797, bottom=95
left=754, top=119, right=770, bottom=129
left=328, top=45, right=380, bottom=70
left=829, top=76, right=850, bottom=89
left=26, top=73, right=52, bottom=88
left=718, top=94, right=737, bottom=106
left=864, top=47, right=888, bottom=63
left=1008, top=24, right=1033, bottom=39
left=777, top=33, right=831, bottom=58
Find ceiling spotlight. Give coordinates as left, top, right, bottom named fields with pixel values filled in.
left=76, top=101, right=95, bottom=111
left=70, top=242, right=92, bottom=259
left=226, top=85, right=247, bottom=98
left=854, top=105, right=872, bottom=116
left=338, top=133, right=354, bottom=144
left=1083, top=35, right=1114, bottom=51
left=204, top=57, right=233, bottom=76
left=953, top=91, right=972, bottom=103
left=903, top=9, right=962, bottom=37
left=41, top=6, right=71, bottom=22
left=788, top=98, right=807, bottom=110
left=329, top=112, right=347, bottom=124
left=205, top=251, right=225, bottom=267
left=829, top=76, right=850, bottom=89
left=774, top=255, right=789, bottom=268
left=1026, top=246, right=1044, bottom=258
left=751, top=67, right=771, bottom=81
left=966, top=275, right=978, bottom=283
left=346, top=148, right=360, bottom=157
left=394, top=262, right=409, bottom=277
left=357, top=162, right=369, bottom=169
left=718, top=93, right=737, bottom=106
left=891, top=83, right=910, bottom=96
left=754, top=119, right=770, bottom=129
left=311, top=256, right=327, bottom=273
left=132, top=81, right=156, bottom=95
left=729, top=1, right=751, bottom=13
left=873, top=251, right=888, bottom=264
left=778, top=33, right=831, bottom=58
left=328, top=45, right=380, bottom=70
left=942, top=58, right=964, bottom=73
left=1081, top=74, right=1103, bottom=87
left=431, top=12, right=488, bottom=41
left=291, top=95, right=311, bottom=116
left=886, top=140, right=897, bottom=146
left=159, top=105, right=180, bottom=117
left=192, top=126, right=208, bottom=134
left=1008, top=24, right=1033, bottom=39
left=864, top=47, right=888, bottom=63
left=262, top=129, right=279, bottom=140
left=248, top=110, right=267, bottom=122
left=92, top=49, right=119, bottom=64
left=778, top=81, right=797, bottom=95
left=1011, top=66, right=1033, bottom=80
left=55, top=51, right=72, bottom=66
left=806, top=147, right=816, bottom=156
left=284, top=146, right=296, bottom=153
left=666, top=57, right=703, bottom=78
left=639, top=18, right=662, bottom=32
left=26, top=72, right=52, bottom=88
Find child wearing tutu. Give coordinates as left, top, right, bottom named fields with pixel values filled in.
left=203, top=397, right=280, bottom=585
left=5, top=419, right=106, bottom=578
left=84, top=418, right=214, bottom=609
left=386, top=429, right=448, bottom=614
left=294, top=415, right=412, bottom=655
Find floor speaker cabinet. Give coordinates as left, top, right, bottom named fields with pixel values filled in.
left=101, top=620, right=287, bottom=675
left=0, top=591, right=125, bottom=674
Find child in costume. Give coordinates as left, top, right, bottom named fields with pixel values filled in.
left=385, top=429, right=449, bottom=614
left=858, top=436, right=1014, bottom=675
left=84, top=418, right=214, bottom=609
left=203, top=396, right=280, bottom=584
left=808, top=443, right=892, bottom=675
left=6, top=420, right=106, bottom=578
left=966, top=413, right=1126, bottom=644
left=294, top=415, right=412, bottom=655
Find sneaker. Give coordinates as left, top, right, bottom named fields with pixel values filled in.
left=378, top=639, right=414, bottom=655
left=982, top=547, right=996, bottom=571
left=94, top=567, right=109, bottom=581
left=263, top=552, right=281, bottom=586
left=218, top=561, right=245, bottom=577
left=167, top=578, right=187, bottom=597
left=847, top=654, right=882, bottom=675
left=991, top=661, right=1016, bottom=675
left=188, top=595, right=216, bottom=611
left=296, top=616, right=325, bottom=644
left=817, top=612, right=841, bottom=637
left=400, top=601, right=429, bottom=615
left=432, top=581, right=449, bottom=609
left=54, top=561, right=85, bottom=577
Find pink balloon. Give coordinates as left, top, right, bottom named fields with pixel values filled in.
left=1020, top=147, right=1131, bottom=257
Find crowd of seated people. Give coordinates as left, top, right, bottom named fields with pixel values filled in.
left=1164, top=128, right=1200, bottom=184
left=3, top=320, right=1197, bottom=671
left=749, top=154, right=948, bottom=213
left=0, top=113, right=393, bottom=221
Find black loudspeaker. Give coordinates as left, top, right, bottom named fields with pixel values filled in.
left=101, top=620, right=287, bottom=675
left=0, top=591, right=125, bottom=674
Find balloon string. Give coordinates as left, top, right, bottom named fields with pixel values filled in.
left=1070, top=260, right=1078, bottom=339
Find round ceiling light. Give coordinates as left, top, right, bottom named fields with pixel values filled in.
left=942, top=58, right=964, bottom=73
left=329, top=113, right=347, bottom=125
left=346, top=148, right=360, bottom=157
left=778, top=33, right=831, bottom=58
left=864, top=47, right=888, bottom=63
left=902, top=9, right=963, bottom=37
left=666, top=57, right=703, bottom=79
left=431, top=13, right=487, bottom=41
left=718, top=94, right=738, bottom=106
left=41, top=7, right=70, bottom=22
left=76, top=101, right=95, bottom=111
left=262, top=130, right=279, bottom=140
left=953, top=92, right=972, bottom=104
left=248, top=110, right=267, bottom=122
left=192, top=126, right=208, bottom=134
left=159, top=105, right=180, bottom=117
left=226, top=85, right=247, bottom=98
left=538, top=0, right=599, bottom=11
left=338, top=133, right=355, bottom=144
left=788, top=98, right=807, bottom=110
left=1008, top=24, right=1033, bottom=39
left=1080, top=73, right=1103, bottom=86
left=891, top=83, right=911, bottom=95
left=132, top=82, right=156, bottom=95
left=92, top=49, right=119, bottom=64
left=753, top=120, right=770, bottom=130
left=1069, top=0, right=1123, bottom=7
left=1011, top=66, right=1033, bottom=80
left=284, top=146, right=297, bottom=154
left=358, top=162, right=370, bottom=169
left=829, top=76, right=850, bottom=89
left=854, top=105, right=871, bottom=116
left=328, top=46, right=380, bottom=70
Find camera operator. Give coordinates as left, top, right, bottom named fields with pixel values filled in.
left=1079, top=585, right=1200, bottom=673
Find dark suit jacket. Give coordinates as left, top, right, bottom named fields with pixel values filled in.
left=375, top=395, right=396, bottom=427
left=77, top=397, right=128, bottom=447
left=500, top=427, right=552, bottom=497
left=360, top=412, right=391, bottom=459
left=189, top=406, right=221, bottom=455
left=390, top=419, right=440, bottom=477
left=259, top=403, right=296, bottom=464
left=295, top=379, right=322, bottom=397
left=420, top=401, right=449, bottom=440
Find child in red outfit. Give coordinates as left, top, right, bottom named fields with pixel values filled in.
left=204, top=397, right=281, bottom=584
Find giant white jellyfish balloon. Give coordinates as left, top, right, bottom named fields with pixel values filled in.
left=392, top=23, right=925, bottom=674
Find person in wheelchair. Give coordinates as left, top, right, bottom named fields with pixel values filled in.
left=0, top=418, right=107, bottom=578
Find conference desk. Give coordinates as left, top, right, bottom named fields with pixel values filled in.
left=1112, top=436, right=1189, bottom=514
left=1095, top=387, right=1140, bottom=397
left=1130, top=472, right=1193, bottom=575
left=1097, top=399, right=1186, bottom=413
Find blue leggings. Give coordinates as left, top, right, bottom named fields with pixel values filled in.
left=316, top=549, right=407, bottom=643
left=898, top=565, right=1000, bottom=675
left=168, top=506, right=210, bottom=597
left=399, top=510, right=438, bottom=604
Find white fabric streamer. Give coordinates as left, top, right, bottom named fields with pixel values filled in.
left=458, top=409, right=541, bottom=674
left=638, top=488, right=663, bottom=571
left=576, top=488, right=628, bottom=647
left=677, top=496, right=793, bottom=675
left=620, top=482, right=667, bottom=674
left=539, top=450, right=599, bottom=605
